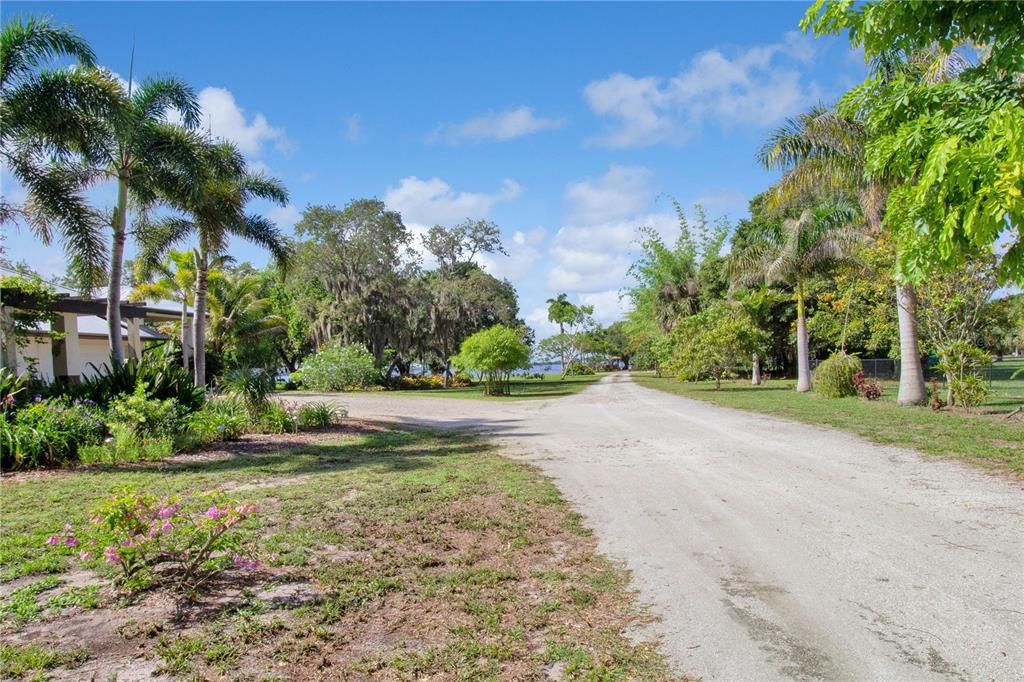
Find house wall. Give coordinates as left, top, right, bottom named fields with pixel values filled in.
left=15, top=336, right=126, bottom=381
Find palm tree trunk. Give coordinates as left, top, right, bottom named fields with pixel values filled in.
left=751, top=353, right=761, bottom=386
left=106, top=175, right=129, bottom=368
left=896, top=282, right=927, bottom=405
left=180, top=300, right=192, bottom=372
left=193, top=250, right=208, bottom=387
left=795, top=282, right=811, bottom=393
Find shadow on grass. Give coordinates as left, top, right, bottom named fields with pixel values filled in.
left=66, top=420, right=540, bottom=482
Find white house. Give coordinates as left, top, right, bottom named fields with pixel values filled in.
left=0, top=288, right=193, bottom=382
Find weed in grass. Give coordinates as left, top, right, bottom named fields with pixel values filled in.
left=45, top=584, right=102, bottom=611
left=156, top=635, right=205, bottom=675
left=0, top=643, right=88, bottom=679
left=0, top=576, right=60, bottom=624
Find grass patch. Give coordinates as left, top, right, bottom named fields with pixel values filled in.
left=634, top=372, right=1024, bottom=476
left=0, top=424, right=676, bottom=680
left=0, top=643, right=87, bottom=679
left=293, top=372, right=603, bottom=401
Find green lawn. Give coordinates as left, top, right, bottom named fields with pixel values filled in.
left=633, top=372, right=1024, bottom=476
left=0, top=425, right=673, bottom=680
left=296, top=373, right=604, bottom=401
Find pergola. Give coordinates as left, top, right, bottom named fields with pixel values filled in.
left=0, top=288, right=189, bottom=383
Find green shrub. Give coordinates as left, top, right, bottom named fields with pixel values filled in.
left=186, top=398, right=249, bottom=444
left=108, top=383, right=182, bottom=436
left=814, top=353, right=863, bottom=399
left=563, top=361, right=595, bottom=376
left=296, top=401, right=345, bottom=428
left=451, top=325, right=531, bottom=396
left=222, top=367, right=276, bottom=420
left=78, top=423, right=176, bottom=465
left=390, top=374, right=471, bottom=390
left=71, top=351, right=204, bottom=412
left=7, top=397, right=107, bottom=468
left=949, top=374, right=990, bottom=409
left=258, top=401, right=297, bottom=434
left=937, top=341, right=992, bottom=409
left=297, top=343, right=379, bottom=391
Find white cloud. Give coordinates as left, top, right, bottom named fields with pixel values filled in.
left=564, top=165, right=655, bottom=225
left=343, top=114, right=362, bottom=142
left=268, top=204, right=301, bottom=230
left=383, top=176, right=522, bottom=226
left=584, top=32, right=820, bottom=148
left=429, top=106, right=566, bottom=144
left=525, top=306, right=560, bottom=339
left=579, top=290, right=631, bottom=325
left=173, top=87, right=292, bottom=157
left=479, top=227, right=546, bottom=281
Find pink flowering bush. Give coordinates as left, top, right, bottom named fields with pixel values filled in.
left=50, top=488, right=261, bottom=592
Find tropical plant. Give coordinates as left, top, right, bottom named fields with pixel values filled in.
left=937, top=341, right=992, bottom=409
left=107, top=383, right=182, bottom=436
left=71, top=349, right=204, bottom=412
left=451, top=324, right=531, bottom=396
left=814, top=352, right=863, bottom=399
left=185, top=397, right=248, bottom=443
left=129, top=250, right=230, bottom=370
left=205, top=267, right=286, bottom=366
left=295, top=342, right=379, bottom=392
left=757, top=101, right=930, bottom=404
left=9, top=396, right=106, bottom=467
left=296, top=401, right=344, bottom=428
left=1, top=15, right=121, bottom=280
left=728, top=199, right=862, bottom=392
left=139, top=140, right=289, bottom=385
left=221, top=366, right=276, bottom=420
left=76, top=67, right=203, bottom=367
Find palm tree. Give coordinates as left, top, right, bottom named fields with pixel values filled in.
left=758, top=105, right=929, bottom=405
left=1, top=16, right=121, bottom=281
left=128, top=249, right=230, bottom=369
left=728, top=199, right=862, bottom=392
left=140, top=140, right=289, bottom=385
left=206, top=268, right=285, bottom=356
left=90, top=73, right=202, bottom=367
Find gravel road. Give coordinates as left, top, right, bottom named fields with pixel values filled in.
left=291, top=374, right=1024, bottom=681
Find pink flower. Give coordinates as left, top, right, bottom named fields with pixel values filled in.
left=161, top=521, right=173, bottom=532
left=232, top=554, right=260, bottom=571
left=104, top=547, right=119, bottom=563
left=157, top=504, right=179, bottom=520
left=78, top=551, right=91, bottom=561
left=204, top=505, right=225, bottom=520
left=63, top=537, right=79, bottom=547
left=121, top=538, right=133, bottom=548
left=45, top=536, right=60, bottom=546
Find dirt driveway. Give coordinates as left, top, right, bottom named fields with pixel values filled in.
left=289, top=374, right=1024, bottom=681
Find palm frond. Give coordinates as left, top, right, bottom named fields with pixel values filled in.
left=1, top=15, right=96, bottom=89
left=131, top=76, right=200, bottom=129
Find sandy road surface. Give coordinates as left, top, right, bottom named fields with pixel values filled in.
left=291, top=374, right=1024, bottom=680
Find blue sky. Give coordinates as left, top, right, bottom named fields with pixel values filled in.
left=2, top=1, right=866, bottom=336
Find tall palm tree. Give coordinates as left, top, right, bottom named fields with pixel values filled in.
left=728, top=199, right=862, bottom=392
left=128, top=249, right=230, bottom=369
left=89, top=74, right=201, bottom=367
left=140, top=140, right=289, bottom=385
left=1, top=16, right=121, bottom=281
left=758, top=105, right=929, bottom=405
